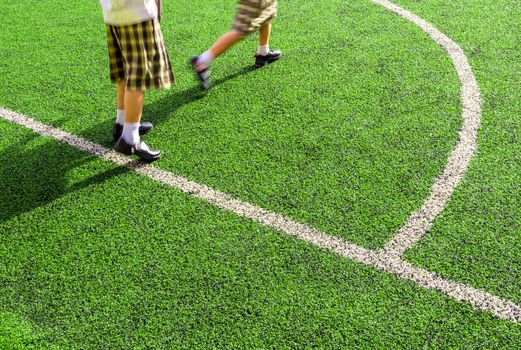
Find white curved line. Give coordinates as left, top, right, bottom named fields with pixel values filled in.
left=1, top=0, right=517, bottom=325
left=373, top=0, right=482, bottom=258
left=1, top=108, right=519, bottom=323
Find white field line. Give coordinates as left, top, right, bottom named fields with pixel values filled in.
left=1, top=0, right=515, bottom=322
left=372, top=0, right=482, bottom=258
left=1, top=108, right=520, bottom=323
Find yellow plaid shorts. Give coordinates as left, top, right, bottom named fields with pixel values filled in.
left=106, top=19, right=174, bottom=91
left=232, top=0, right=278, bottom=36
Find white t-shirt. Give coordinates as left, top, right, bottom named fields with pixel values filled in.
left=99, top=0, right=158, bottom=26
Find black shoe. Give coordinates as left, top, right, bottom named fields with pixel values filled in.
left=190, top=56, right=211, bottom=90
left=115, top=138, right=161, bottom=162
left=112, top=122, right=153, bottom=143
left=254, top=50, right=282, bottom=68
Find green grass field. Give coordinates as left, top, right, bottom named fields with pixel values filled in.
left=0, top=0, right=519, bottom=348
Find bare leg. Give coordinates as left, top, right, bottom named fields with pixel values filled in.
left=209, top=30, right=244, bottom=58
left=191, top=30, right=244, bottom=88
left=124, top=89, right=144, bottom=124
left=254, top=22, right=281, bottom=67
left=116, top=88, right=160, bottom=160
left=258, top=22, right=271, bottom=46
left=116, top=80, right=125, bottom=110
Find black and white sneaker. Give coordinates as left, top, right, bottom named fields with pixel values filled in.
left=112, top=122, right=153, bottom=143
left=115, top=138, right=161, bottom=162
left=190, top=56, right=211, bottom=90
left=254, top=50, right=282, bottom=68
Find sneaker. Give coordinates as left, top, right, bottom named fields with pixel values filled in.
left=254, top=50, right=282, bottom=68
left=190, top=56, right=211, bottom=90
left=112, top=122, right=153, bottom=143
left=115, top=137, right=161, bottom=162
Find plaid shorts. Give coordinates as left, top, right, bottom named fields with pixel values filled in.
left=106, top=19, right=174, bottom=91
left=232, top=0, right=278, bottom=36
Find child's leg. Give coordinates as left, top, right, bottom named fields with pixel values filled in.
left=116, top=87, right=160, bottom=160
left=209, top=30, right=244, bottom=58
left=113, top=80, right=154, bottom=142
left=112, top=19, right=165, bottom=161
left=257, top=22, right=272, bottom=55
left=193, top=30, right=244, bottom=72
left=258, top=22, right=271, bottom=47
left=117, top=80, right=125, bottom=110
left=121, top=89, right=144, bottom=145
left=124, top=90, right=144, bottom=123
left=115, top=80, right=126, bottom=125
left=254, top=22, right=281, bottom=67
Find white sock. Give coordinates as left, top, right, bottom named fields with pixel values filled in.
left=257, top=44, right=269, bottom=56
left=195, top=50, right=214, bottom=71
left=116, top=109, right=125, bottom=125
left=122, top=122, right=140, bottom=145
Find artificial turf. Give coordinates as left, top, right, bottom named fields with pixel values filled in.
left=0, top=0, right=462, bottom=249
left=393, top=0, right=521, bottom=305
left=0, top=0, right=520, bottom=348
left=1, top=120, right=520, bottom=348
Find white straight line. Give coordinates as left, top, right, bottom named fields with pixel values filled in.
left=372, top=0, right=482, bottom=258
left=0, top=0, right=514, bottom=324
left=1, top=108, right=519, bottom=323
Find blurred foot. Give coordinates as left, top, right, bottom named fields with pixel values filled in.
left=190, top=56, right=211, bottom=90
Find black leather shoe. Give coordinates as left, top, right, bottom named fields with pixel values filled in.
left=112, top=122, right=153, bottom=143
left=115, top=138, right=161, bottom=162
left=190, top=56, right=211, bottom=90
left=254, top=50, right=282, bottom=68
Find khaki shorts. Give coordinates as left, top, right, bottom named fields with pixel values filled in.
left=106, top=19, right=174, bottom=91
left=232, top=0, right=278, bottom=36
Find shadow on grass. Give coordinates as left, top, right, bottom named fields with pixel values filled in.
left=0, top=129, right=131, bottom=223
left=143, top=65, right=256, bottom=123
left=1, top=64, right=257, bottom=223
left=211, top=65, right=257, bottom=88
left=80, top=65, right=257, bottom=146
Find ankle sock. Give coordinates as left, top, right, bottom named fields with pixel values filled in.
left=122, top=122, right=140, bottom=145
left=195, top=50, right=214, bottom=71
left=257, top=45, right=270, bottom=56
left=116, top=109, right=125, bottom=125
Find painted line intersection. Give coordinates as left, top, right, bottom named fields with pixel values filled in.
left=1, top=0, right=519, bottom=324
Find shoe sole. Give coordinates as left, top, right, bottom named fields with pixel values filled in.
left=114, top=138, right=161, bottom=162
left=254, top=54, right=282, bottom=68
left=138, top=153, right=161, bottom=162
left=115, top=147, right=161, bottom=162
